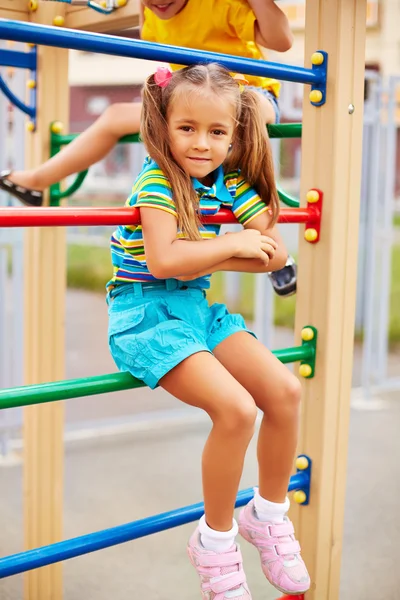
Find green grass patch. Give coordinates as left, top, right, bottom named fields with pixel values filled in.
left=394, top=214, right=400, bottom=228
left=67, top=244, right=112, bottom=292
left=67, top=243, right=400, bottom=342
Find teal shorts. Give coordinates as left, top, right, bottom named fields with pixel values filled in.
left=107, top=280, right=255, bottom=389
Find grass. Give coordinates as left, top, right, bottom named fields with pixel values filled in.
left=394, top=214, right=400, bottom=228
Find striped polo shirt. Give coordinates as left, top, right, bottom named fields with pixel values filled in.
left=108, top=157, right=269, bottom=289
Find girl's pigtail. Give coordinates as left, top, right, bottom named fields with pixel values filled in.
left=227, top=90, right=280, bottom=226
left=140, top=74, right=202, bottom=240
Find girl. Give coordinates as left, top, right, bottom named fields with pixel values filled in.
left=107, top=63, right=310, bottom=599
left=0, top=0, right=296, bottom=297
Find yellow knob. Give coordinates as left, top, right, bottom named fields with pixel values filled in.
left=116, top=0, right=127, bottom=5
left=27, top=43, right=36, bottom=49
left=304, top=228, right=318, bottom=242
left=306, top=189, right=320, bottom=204
left=309, top=89, right=323, bottom=104
left=293, top=490, right=307, bottom=504
left=296, top=456, right=309, bottom=471
left=301, top=327, right=314, bottom=342
left=29, top=0, right=38, bottom=11
left=311, top=52, right=324, bottom=66
left=26, top=121, right=35, bottom=132
left=51, top=121, right=64, bottom=134
left=53, top=15, right=65, bottom=27
left=100, top=0, right=107, bottom=6
left=299, top=364, right=312, bottom=378
left=27, top=79, right=36, bottom=89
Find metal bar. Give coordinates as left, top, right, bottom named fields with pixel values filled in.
left=51, top=170, right=89, bottom=201
left=277, top=183, right=300, bottom=208
left=53, top=123, right=302, bottom=148
left=0, top=344, right=313, bottom=410
left=0, top=471, right=308, bottom=578
left=0, top=206, right=314, bottom=228
left=267, top=123, right=302, bottom=139
left=0, top=75, right=35, bottom=118
left=0, top=20, right=324, bottom=86
left=0, top=48, right=36, bottom=70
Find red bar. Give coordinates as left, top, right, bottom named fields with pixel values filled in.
left=0, top=206, right=317, bottom=228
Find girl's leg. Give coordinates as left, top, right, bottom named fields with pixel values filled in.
left=213, top=332, right=310, bottom=595
left=257, top=93, right=277, bottom=125
left=213, top=331, right=301, bottom=503
left=8, top=102, right=142, bottom=190
left=160, top=350, right=257, bottom=532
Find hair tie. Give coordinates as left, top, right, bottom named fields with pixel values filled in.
left=232, top=73, right=249, bottom=93
left=154, top=66, right=173, bottom=88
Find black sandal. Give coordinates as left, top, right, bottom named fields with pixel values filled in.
left=268, top=255, right=297, bottom=297
left=0, top=170, right=43, bottom=207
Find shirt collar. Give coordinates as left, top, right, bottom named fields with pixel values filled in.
left=192, top=166, right=232, bottom=203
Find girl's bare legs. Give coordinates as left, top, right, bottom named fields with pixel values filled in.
left=160, top=351, right=257, bottom=531
left=8, top=102, right=142, bottom=190
left=213, top=331, right=301, bottom=502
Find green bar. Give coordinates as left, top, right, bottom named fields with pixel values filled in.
left=0, top=345, right=312, bottom=411
left=277, top=183, right=300, bottom=208
left=52, top=169, right=89, bottom=201
left=52, top=124, right=301, bottom=148
left=267, top=123, right=302, bottom=138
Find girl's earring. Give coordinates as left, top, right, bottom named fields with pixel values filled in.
left=229, top=143, right=233, bottom=150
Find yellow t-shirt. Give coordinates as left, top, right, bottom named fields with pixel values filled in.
left=142, top=0, right=281, bottom=98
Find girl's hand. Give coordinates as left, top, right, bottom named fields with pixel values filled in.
left=229, top=229, right=277, bottom=264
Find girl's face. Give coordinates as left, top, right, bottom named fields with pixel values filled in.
left=167, top=90, right=236, bottom=185
left=142, top=0, right=188, bottom=19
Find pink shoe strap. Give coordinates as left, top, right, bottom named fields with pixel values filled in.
left=197, top=549, right=243, bottom=568
left=276, top=540, right=301, bottom=555
left=269, top=521, right=295, bottom=537
left=202, top=570, right=246, bottom=594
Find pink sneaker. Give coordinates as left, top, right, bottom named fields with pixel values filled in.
left=238, top=500, right=310, bottom=596
left=187, top=528, right=252, bottom=599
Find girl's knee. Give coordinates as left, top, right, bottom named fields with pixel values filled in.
left=214, top=396, right=257, bottom=436
left=264, top=375, right=302, bottom=421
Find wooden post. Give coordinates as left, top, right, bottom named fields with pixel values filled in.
left=291, top=1, right=367, bottom=599
left=23, top=3, right=68, bottom=600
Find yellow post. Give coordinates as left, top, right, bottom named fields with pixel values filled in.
left=23, top=3, right=68, bottom=600
left=292, top=1, right=367, bottom=599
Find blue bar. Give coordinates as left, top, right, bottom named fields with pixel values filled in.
left=0, top=75, right=35, bottom=117
left=0, top=472, right=307, bottom=578
left=0, top=19, right=323, bottom=86
left=0, top=48, right=36, bottom=69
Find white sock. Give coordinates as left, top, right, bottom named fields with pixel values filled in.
left=253, top=488, right=290, bottom=523
left=199, top=515, right=238, bottom=553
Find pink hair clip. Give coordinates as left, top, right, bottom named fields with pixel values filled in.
left=232, top=73, right=249, bottom=93
left=154, top=66, right=173, bottom=88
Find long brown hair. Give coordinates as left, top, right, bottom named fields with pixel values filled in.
left=140, top=63, right=279, bottom=240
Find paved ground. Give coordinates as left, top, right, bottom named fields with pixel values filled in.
left=0, top=289, right=400, bottom=599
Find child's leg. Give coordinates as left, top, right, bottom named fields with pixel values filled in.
left=213, top=331, right=310, bottom=595
left=257, top=92, right=278, bottom=125
left=214, top=332, right=300, bottom=502
left=161, top=351, right=255, bottom=598
left=9, top=102, right=142, bottom=190
left=160, top=351, right=257, bottom=531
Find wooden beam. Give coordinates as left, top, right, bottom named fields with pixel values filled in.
left=23, top=3, right=68, bottom=600
left=291, top=1, right=367, bottom=599
left=65, top=0, right=139, bottom=32
left=0, top=0, right=29, bottom=20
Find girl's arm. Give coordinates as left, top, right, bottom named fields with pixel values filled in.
left=249, top=0, right=293, bottom=52
left=140, top=207, right=275, bottom=279
left=177, top=212, right=288, bottom=280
